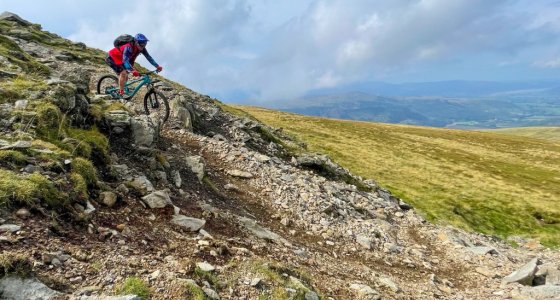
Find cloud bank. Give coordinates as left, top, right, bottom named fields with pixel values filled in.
left=3, top=0, right=560, bottom=101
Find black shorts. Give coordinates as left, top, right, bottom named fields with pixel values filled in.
left=105, top=56, right=125, bottom=74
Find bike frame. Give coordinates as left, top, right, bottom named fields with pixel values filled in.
left=105, top=71, right=158, bottom=99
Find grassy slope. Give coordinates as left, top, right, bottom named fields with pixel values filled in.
left=234, top=105, right=560, bottom=246
left=484, top=127, right=560, bottom=143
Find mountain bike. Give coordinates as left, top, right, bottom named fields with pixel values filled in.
left=96, top=70, right=170, bottom=123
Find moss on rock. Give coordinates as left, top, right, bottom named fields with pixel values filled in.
left=69, top=172, right=88, bottom=201
left=0, top=169, right=63, bottom=207
left=0, top=252, right=32, bottom=278
left=71, top=157, right=97, bottom=187
left=0, top=150, right=27, bottom=165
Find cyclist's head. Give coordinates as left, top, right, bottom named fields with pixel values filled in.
left=135, top=33, right=149, bottom=47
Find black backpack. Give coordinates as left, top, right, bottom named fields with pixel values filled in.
left=113, top=34, right=134, bottom=48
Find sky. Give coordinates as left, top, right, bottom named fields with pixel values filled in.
left=2, top=0, right=560, bottom=103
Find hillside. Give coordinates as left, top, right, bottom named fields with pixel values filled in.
left=1, top=12, right=560, bottom=300
left=485, top=127, right=560, bottom=143
left=232, top=106, right=560, bottom=247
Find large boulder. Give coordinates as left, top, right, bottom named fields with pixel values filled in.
left=60, top=67, right=91, bottom=94
left=170, top=95, right=197, bottom=130
left=504, top=258, right=539, bottom=286
left=185, top=155, right=205, bottom=181
left=46, top=80, right=77, bottom=112
left=104, top=110, right=131, bottom=128
left=130, top=115, right=159, bottom=147
left=0, top=12, right=32, bottom=26
left=171, top=215, right=206, bottom=232
left=141, top=190, right=172, bottom=209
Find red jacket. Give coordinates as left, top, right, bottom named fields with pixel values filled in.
left=108, top=42, right=141, bottom=66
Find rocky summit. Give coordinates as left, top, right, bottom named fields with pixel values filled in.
left=1, top=11, right=560, bottom=300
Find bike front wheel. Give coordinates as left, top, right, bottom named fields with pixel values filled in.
left=144, top=89, right=170, bottom=124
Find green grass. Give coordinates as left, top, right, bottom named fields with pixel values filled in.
left=116, top=277, right=151, bottom=299
left=182, top=281, right=206, bottom=300
left=0, top=252, right=32, bottom=277
left=0, top=169, right=63, bottom=207
left=234, top=105, right=560, bottom=247
left=484, top=127, right=560, bottom=143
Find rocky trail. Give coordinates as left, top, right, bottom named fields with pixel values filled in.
left=1, top=12, right=560, bottom=300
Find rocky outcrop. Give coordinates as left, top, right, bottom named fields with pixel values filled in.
left=0, top=276, right=62, bottom=300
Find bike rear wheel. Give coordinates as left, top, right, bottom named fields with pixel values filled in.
left=144, top=89, right=170, bottom=124
left=96, top=74, right=119, bottom=98
left=97, top=74, right=132, bottom=100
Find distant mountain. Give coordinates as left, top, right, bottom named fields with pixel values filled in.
left=266, top=80, right=560, bottom=129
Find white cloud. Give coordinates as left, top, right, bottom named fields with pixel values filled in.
left=534, top=58, right=560, bottom=68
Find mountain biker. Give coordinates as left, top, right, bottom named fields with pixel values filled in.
left=104, top=33, right=163, bottom=96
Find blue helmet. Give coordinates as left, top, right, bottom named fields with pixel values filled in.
left=135, top=33, right=149, bottom=43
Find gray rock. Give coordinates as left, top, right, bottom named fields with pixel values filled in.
left=99, top=191, right=118, bottom=207
left=14, top=100, right=28, bottom=110
left=238, top=217, right=284, bottom=242
left=227, top=169, right=253, bottom=179
left=0, top=224, right=21, bottom=233
left=46, top=81, right=77, bottom=111
left=174, top=107, right=193, bottom=131
left=512, top=285, right=560, bottom=300
left=84, top=200, right=96, bottom=215
left=128, top=175, right=154, bottom=195
left=305, top=291, right=320, bottom=300
left=23, top=164, right=43, bottom=174
left=196, top=261, right=215, bottom=272
left=0, top=276, right=62, bottom=299
left=15, top=208, right=30, bottom=219
left=379, top=276, right=401, bottom=292
left=104, top=110, right=131, bottom=128
left=91, top=94, right=113, bottom=102
left=504, top=258, right=539, bottom=286
left=0, top=140, right=32, bottom=150
left=131, top=115, right=159, bottom=147
left=356, top=235, right=372, bottom=250
left=224, top=184, right=239, bottom=191
left=467, top=246, right=498, bottom=256
left=250, top=278, right=262, bottom=287
left=171, top=215, right=205, bottom=232
left=349, top=283, right=381, bottom=300
left=202, top=287, right=220, bottom=299
left=0, top=104, right=13, bottom=120
left=546, top=269, right=560, bottom=285
left=254, top=154, right=270, bottom=162
left=141, top=190, right=172, bottom=209
left=171, top=170, right=182, bottom=188
left=185, top=155, right=205, bottom=181
left=60, top=67, right=91, bottom=94
left=45, top=78, right=70, bottom=85
left=0, top=12, right=32, bottom=26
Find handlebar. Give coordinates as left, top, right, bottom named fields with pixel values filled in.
left=144, top=70, right=160, bottom=75
left=129, top=70, right=160, bottom=76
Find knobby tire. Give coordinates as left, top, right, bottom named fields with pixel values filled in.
left=144, top=89, right=170, bottom=124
